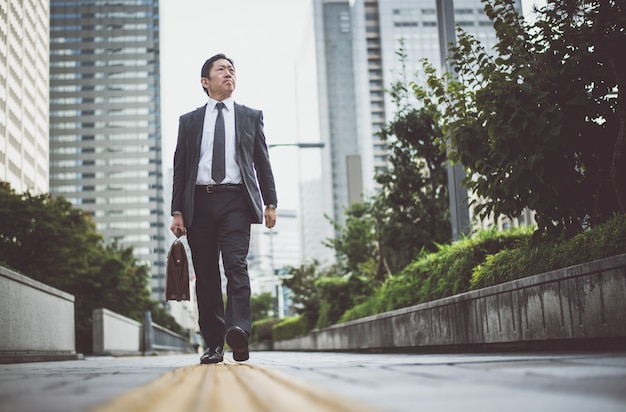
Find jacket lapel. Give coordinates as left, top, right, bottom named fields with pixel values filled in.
left=234, top=102, right=243, bottom=152
left=193, top=105, right=207, bottom=153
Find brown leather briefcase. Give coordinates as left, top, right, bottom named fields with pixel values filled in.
left=165, top=238, right=190, bottom=301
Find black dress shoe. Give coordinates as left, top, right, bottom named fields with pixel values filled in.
left=226, top=326, right=249, bottom=362
left=200, top=346, right=224, bottom=364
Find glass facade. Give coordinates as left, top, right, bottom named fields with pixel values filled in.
left=322, top=0, right=360, bottom=226
left=49, top=0, right=166, bottom=301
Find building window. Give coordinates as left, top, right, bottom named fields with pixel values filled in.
left=394, top=22, right=418, bottom=27
left=339, top=12, right=350, bottom=33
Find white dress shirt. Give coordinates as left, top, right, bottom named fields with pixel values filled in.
left=196, top=97, right=242, bottom=185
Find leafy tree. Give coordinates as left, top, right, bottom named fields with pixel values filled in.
left=282, top=261, right=322, bottom=329
left=324, top=203, right=377, bottom=277
left=323, top=48, right=452, bottom=281
left=250, top=291, right=273, bottom=321
left=0, top=182, right=183, bottom=353
left=314, top=273, right=373, bottom=328
left=375, top=50, right=452, bottom=273
left=0, top=182, right=103, bottom=292
left=309, top=42, right=453, bottom=323
left=414, top=0, right=625, bottom=237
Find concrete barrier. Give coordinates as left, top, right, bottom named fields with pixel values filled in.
left=92, top=309, right=190, bottom=356
left=274, top=253, right=626, bottom=352
left=0, top=265, right=78, bottom=363
left=92, top=308, right=142, bottom=356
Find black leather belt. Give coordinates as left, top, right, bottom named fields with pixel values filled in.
left=196, top=184, right=243, bottom=193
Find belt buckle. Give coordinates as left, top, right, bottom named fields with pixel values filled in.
left=206, top=185, right=214, bottom=194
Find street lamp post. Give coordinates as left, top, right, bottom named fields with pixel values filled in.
left=263, top=142, right=325, bottom=318
left=436, top=0, right=471, bottom=240
left=263, top=229, right=283, bottom=318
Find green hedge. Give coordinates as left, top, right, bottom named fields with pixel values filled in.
left=250, top=318, right=279, bottom=343
left=470, top=212, right=626, bottom=289
left=272, top=315, right=309, bottom=342
left=340, top=226, right=532, bottom=323
left=315, top=274, right=373, bottom=329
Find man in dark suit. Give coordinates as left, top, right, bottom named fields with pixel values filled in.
left=170, top=53, right=277, bottom=363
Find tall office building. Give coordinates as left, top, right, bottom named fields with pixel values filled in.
left=48, top=0, right=167, bottom=301
left=316, top=0, right=362, bottom=227
left=293, top=0, right=341, bottom=266
left=0, top=0, right=49, bottom=195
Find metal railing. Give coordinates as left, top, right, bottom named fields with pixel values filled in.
left=142, top=311, right=191, bottom=354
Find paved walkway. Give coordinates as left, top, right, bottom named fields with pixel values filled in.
left=1, top=351, right=625, bottom=412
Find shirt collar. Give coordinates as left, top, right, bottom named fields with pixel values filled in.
left=208, top=97, right=234, bottom=112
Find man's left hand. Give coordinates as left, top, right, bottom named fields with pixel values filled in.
left=264, top=207, right=276, bottom=229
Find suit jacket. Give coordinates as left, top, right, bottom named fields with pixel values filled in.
left=171, top=102, right=277, bottom=227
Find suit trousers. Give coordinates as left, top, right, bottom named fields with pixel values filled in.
left=186, top=186, right=252, bottom=348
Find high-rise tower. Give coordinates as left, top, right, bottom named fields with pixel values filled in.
left=49, top=0, right=166, bottom=301
left=0, top=0, right=49, bottom=195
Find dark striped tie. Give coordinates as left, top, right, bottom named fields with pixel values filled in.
left=212, top=102, right=225, bottom=183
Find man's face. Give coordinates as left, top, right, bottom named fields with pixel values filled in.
left=201, top=58, right=236, bottom=100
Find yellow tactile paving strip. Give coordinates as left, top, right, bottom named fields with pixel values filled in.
left=90, top=359, right=379, bottom=412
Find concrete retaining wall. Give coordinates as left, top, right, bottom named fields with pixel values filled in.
left=92, top=309, right=190, bottom=356
left=274, top=253, right=626, bottom=352
left=0, top=265, right=78, bottom=363
left=92, top=308, right=142, bottom=356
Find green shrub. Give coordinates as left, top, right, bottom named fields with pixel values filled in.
left=272, top=315, right=309, bottom=342
left=340, top=226, right=533, bottom=322
left=340, top=294, right=385, bottom=323
left=315, top=274, right=373, bottom=329
left=282, top=262, right=322, bottom=331
left=470, top=213, right=626, bottom=289
left=250, top=318, right=279, bottom=343
left=251, top=292, right=273, bottom=321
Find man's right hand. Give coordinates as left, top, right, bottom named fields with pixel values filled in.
left=170, top=214, right=186, bottom=237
